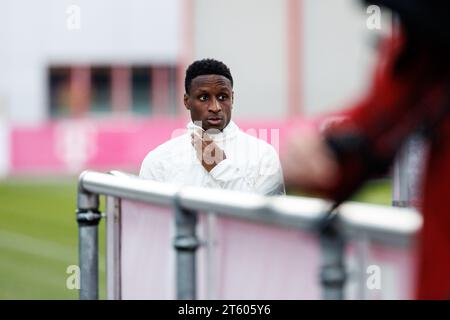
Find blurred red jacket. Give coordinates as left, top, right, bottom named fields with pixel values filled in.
left=321, top=33, right=450, bottom=299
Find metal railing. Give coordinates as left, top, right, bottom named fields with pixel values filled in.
left=76, top=170, right=422, bottom=300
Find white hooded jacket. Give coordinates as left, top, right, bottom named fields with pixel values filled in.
left=139, top=120, right=285, bottom=196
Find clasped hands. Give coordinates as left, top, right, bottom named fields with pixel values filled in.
left=191, top=128, right=226, bottom=172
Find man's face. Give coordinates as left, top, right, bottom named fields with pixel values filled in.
left=184, top=74, right=233, bottom=131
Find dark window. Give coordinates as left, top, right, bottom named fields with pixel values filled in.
left=49, top=67, right=70, bottom=117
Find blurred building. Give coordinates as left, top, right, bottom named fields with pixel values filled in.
left=0, top=0, right=390, bottom=176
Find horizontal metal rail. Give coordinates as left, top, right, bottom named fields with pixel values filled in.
left=77, top=170, right=423, bottom=300
left=79, top=170, right=422, bottom=245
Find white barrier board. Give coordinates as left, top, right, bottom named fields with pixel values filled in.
left=117, top=200, right=417, bottom=300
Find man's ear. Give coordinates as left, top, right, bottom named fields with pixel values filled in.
left=183, top=93, right=190, bottom=110
left=231, top=91, right=234, bottom=108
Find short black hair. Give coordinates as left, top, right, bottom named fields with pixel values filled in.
left=184, top=58, right=233, bottom=94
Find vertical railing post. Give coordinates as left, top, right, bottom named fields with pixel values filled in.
left=319, top=212, right=346, bottom=300
left=392, top=134, right=426, bottom=208
left=173, top=196, right=199, bottom=300
left=77, top=176, right=102, bottom=300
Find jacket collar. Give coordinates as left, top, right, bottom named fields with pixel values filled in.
left=186, top=120, right=239, bottom=142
